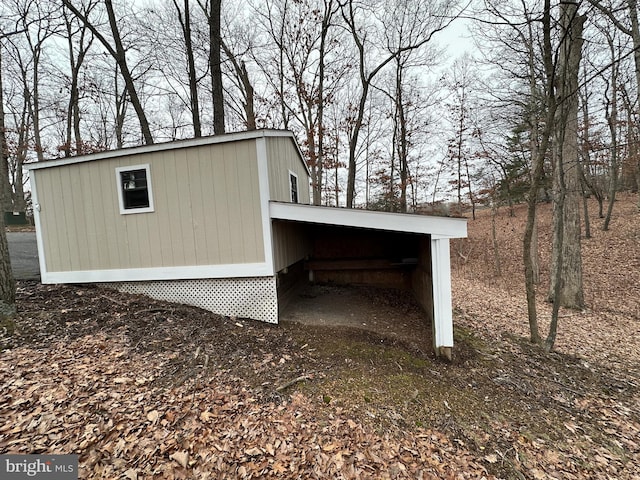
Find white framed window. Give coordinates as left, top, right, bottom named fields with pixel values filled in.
left=115, top=164, right=155, bottom=214
left=289, top=170, right=299, bottom=203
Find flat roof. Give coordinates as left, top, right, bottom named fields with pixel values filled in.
left=27, top=129, right=309, bottom=174
left=269, top=202, right=467, bottom=239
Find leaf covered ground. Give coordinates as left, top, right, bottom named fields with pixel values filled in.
left=1, top=194, right=639, bottom=479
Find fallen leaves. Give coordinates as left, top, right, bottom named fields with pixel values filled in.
left=450, top=194, right=640, bottom=479
left=0, top=331, right=491, bottom=478
left=0, top=195, right=638, bottom=479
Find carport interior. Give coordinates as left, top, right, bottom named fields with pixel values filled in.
left=276, top=221, right=435, bottom=328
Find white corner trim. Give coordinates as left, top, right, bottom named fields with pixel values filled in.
left=28, top=172, right=49, bottom=281
left=256, top=137, right=275, bottom=275
left=431, top=238, right=454, bottom=349
left=40, top=262, right=274, bottom=284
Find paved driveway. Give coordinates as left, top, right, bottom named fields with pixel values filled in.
left=7, top=231, right=40, bottom=280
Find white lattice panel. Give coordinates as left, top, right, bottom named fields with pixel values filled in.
left=100, top=277, right=279, bottom=323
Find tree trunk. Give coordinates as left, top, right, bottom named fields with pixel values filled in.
left=104, top=0, right=154, bottom=145
left=220, top=39, right=256, bottom=131
left=0, top=54, right=15, bottom=314
left=23, top=41, right=45, bottom=163
left=548, top=1, right=585, bottom=311
left=396, top=60, right=409, bottom=213
left=0, top=50, right=13, bottom=213
left=315, top=1, right=332, bottom=205
left=12, top=104, right=27, bottom=212
left=491, top=199, right=502, bottom=277
left=64, top=8, right=93, bottom=156
left=210, top=0, right=225, bottom=135
left=63, top=0, right=155, bottom=145
left=627, top=0, right=640, bottom=210
left=582, top=193, right=591, bottom=239
left=0, top=214, right=15, bottom=317
left=603, top=33, right=620, bottom=231
left=175, top=0, right=202, bottom=137
left=523, top=0, right=557, bottom=345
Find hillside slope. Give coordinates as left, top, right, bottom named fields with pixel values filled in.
left=452, top=193, right=640, bottom=375
left=0, top=194, right=638, bottom=479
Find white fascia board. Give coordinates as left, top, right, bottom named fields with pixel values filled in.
left=26, top=129, right=298, bottom=171
left=40, top=262, right=273, bottom=284
left=269, top=202, right=467, bottom=239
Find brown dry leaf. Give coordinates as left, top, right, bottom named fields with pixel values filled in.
left=123, top=468, right=138, bottom=480
left=244, top=447, right=262, bottom=457
left=146, top=410, right=160, bottom=423
left=170, top=451, right=189, bottom=469
left=322, top=442, right=339, bottom=453
left=484, top=454, right=498, bottom=464
left=199, top=411, right=213, bottom=422
left=529, top=468, right=546, bottom=480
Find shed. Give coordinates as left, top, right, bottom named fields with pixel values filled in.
left=27, top=130, right=467, bottom=357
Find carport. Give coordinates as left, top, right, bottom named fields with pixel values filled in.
left=269, top=202, right=467, bottom=360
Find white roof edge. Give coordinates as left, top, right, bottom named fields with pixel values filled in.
left=26, top=129, right=298, bottom=170
left=269, top=202, right=467, bottom=238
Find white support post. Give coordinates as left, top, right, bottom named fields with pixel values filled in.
left=431, top=238, right=454, bottom=360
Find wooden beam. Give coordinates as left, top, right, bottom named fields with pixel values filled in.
left=305, top=259, right=415, bottom=270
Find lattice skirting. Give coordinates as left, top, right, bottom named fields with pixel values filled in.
left=99, top=277, right=279, bottom=324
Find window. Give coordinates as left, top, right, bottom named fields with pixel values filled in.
left=115, top=165, right=154, bottom=214
left=289, top=171, right=299, bottom=203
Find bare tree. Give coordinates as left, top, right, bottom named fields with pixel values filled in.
left=379, top=2, right=443, bottom=212
left=340, top=0, right=460, bottom=208
left=252, top=0, right=345, bottom=204
left=61, top=2, right=96, bottom=156
left=547, top=0, right=586, bottom=350
left=173, top=0, right=202, bottom=137
left=4, top=1, right=62, bottom=162
left=476, top=0, right=559, bottom=344
left=590, top=0, right=640, bottom=209
left=601, top=26, right=622, bottom=231
left=220, top=38, right=256, bottom=131
left=209, top=0, right=224, bottom=134
left=444, top=54, right=480, bottom=218
left=63, top=0, right=154, bottom=145
left=0, top=23, right=27, bottom=317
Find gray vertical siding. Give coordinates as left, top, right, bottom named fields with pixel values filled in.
left=271, top=220, right=312, bottom=272
left=35, top=140, right=266, bottom=272
left=266, top=137, right=311, bottom=204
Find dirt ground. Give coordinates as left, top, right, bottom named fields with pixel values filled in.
left=1, top=194, right=639, bottom=479
left=280, top=284, right=433, bottom=355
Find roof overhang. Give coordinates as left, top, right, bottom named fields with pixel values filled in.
left=269, top=202, right=467, bottom=239
left=26, top=129, right=307, bottom=173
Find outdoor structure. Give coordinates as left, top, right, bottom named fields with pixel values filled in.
left=27, top=129, right=466, bottom=357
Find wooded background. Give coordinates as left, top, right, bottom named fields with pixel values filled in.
left=1, top=0, right=637, bottom=213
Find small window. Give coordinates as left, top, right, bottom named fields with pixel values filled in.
left=289, top=171, right=299, bottom=203
left=115, top=165, right=154, bottom=214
